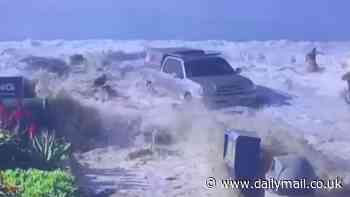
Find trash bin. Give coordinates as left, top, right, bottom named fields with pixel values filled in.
left=224, top=129, right=264, bottom=196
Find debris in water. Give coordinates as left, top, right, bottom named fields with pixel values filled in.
left=127, top=148, right=153, bottom=160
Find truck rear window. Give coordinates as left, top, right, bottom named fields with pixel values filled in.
left=185, top=57, right=234, bottom=77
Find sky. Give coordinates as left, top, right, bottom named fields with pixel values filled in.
left=0, top=0, right=349, bottom=41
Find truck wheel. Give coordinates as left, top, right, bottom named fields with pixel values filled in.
left=184, top=92, right=192, bottom=102
left=345, top=92, right=350, bottom=104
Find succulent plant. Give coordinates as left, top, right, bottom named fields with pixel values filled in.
left=31, top=131, right=71, bottom=169
left=0, top=131, right=13, bottom=146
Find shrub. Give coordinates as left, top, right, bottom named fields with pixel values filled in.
left=0, top=169, right=77, bottom=197
left=30, top=131, right=71, bottom=170
left=0, top=180, right=18, bottom=197
left=0, top=129, right=71, bottom=170
left=0, top=132, right=13, bottom=146
left=0, top=131, right=17, bottom=167
left=0, top=131, right=31, bottom=170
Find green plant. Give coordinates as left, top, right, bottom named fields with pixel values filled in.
left=0, top=131, right=28, bottom=170
left=0, top=182, right=19, bottom=197
left=31, top=131, right=71, bottom=170
left=0, top=131, right=14, bottom=146
left=0, top=171, right=19, bottom=197
left=0, top=185, right=18, bottom=197
left=1, top=169, right=78, bottom=197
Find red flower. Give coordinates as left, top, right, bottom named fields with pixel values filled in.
left=9, top=105, right=31, bottom=123
left=14, top=110, right=25, bottom=122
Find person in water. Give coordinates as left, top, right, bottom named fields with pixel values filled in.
left=342, top=71, right=350, bottom=97
left=305, top=48, right=323, bottom=72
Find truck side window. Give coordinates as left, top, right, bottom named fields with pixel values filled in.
left=163, top=59, right=184, bottom=79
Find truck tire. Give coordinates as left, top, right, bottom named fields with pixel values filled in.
left=345, top=92, right=350, bottom=104
left=184, top=92, right=192, bottom=102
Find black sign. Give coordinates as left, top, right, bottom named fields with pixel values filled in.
left=0, top=77, right=24, bottom=99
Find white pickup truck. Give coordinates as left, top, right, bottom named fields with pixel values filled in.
left=144, top=47, right=258, bottom=108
